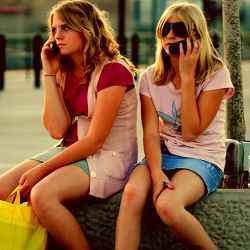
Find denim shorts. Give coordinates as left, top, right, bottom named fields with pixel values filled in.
left=31, top=147, right=90, bottom=176
left=137, top=144, right=223, bottom=195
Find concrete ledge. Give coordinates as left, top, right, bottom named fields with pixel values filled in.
left=48, top=189, right=250, bottom=250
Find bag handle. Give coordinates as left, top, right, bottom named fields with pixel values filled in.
left=6, top=186, right=21, bottom=205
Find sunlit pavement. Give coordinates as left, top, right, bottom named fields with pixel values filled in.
left=0, top=62, right=250, bottom=173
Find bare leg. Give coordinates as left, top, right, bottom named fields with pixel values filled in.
left=30, top=164, right=91, bottom=250
left=115, top=166, right=151, bottom=250
left=0, top=160, right=40, bottom=199
left=155, top=170, right=218, bottom=250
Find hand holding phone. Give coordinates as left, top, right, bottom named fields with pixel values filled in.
left=41, top=39, right=60, bottom=74
left=50, top=41, right=60, bottom=55
left=166, top=39, right=194, bottom=56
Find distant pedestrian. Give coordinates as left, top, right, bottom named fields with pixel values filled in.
left=33, top=34, right=43, bottom=88
left=116, top=2, right=234, bottom=250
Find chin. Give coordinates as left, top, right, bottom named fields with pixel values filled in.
left=60, top=52, right=67, bottom=55
left=59, top=50, right=69, bottom=55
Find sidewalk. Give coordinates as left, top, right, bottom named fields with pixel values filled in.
left=0, top=70, right=56, bottom=173
left=0, top=62, right=250, bottom=173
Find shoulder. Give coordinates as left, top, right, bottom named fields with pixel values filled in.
left=209, top=66, right=231, bottom=81
left=139, top=64, right=155, bottom=85
left=96, top=60, right=134, bottom=92
left=200, top=65, right=234, bottom=99
left=102, top=61, right=133, bottom=77
left=140, top=64, right=155, bottom=79
left=139, top=64, right=157, bottom=96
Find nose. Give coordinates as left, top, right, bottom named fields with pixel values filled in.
left=166, top=29, right=175, bottom=38
left=162, top=30, right=174, bottom=41
left=54, top=28, right=63, bottom=39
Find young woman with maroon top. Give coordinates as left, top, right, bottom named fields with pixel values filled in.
left=0, top=1, right=137, bottom=249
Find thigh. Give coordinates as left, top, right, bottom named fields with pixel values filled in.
left=126, top=165, right=151, bottom=193
left=32, top=164, right=90, bottom=203
left=0, top=160, right=40, bottom=199
left=159, top=169, right=206, bottom=208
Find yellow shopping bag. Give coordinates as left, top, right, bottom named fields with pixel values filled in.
left=0, top=186, right=47, bottom=250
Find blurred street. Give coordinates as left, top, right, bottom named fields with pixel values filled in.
left=0, top=61, right=250, bottom=173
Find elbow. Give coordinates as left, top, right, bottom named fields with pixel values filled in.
left=181, top=124, right=203, bottom=142
left=85, top=135, right=105, bottom=153
left=48, top=130, right=65, bottom=140
left=182, top=134, right=196, bottom=142
left=182, top=131, right=200, bottom=142
left=45, top=125, right=66, bottom=139
left=92, top=138, right=104, bottom=152
left=43, top=116, right=70, bottom=140
left=43, top=121, right=67, bottom=140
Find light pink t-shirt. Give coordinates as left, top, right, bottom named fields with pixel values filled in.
left=139, top=65, right=234, bottom=171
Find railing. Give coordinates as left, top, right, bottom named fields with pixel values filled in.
left=1, top=31, right=250, bottom=90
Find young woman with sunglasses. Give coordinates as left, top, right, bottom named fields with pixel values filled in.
left=0, top=1, right=138, bottom=249
left=115, top=2, right=234, bottom=250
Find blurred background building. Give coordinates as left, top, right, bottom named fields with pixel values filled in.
left=0, top=0, right=250, bottom=69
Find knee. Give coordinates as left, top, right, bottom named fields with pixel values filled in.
left=121, top=183, right=148, bottom=213
left=30, top=183, right=53, bottom=217
left=0, top=187, right=10, bottom=200
left=155, top=197, right=183, bottom=227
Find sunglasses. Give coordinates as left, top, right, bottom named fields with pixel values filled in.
left=162, top=22, right=188, bottom=38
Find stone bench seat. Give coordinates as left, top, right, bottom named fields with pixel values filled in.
left=48, top=189, right=250, bottom=250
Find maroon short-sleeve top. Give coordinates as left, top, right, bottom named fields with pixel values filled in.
left=62, top=62, right=134, bottom=146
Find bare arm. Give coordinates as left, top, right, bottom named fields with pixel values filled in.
left=179, top=39, right=226, bottom=141
left=39, top=85, right=127, bottom=174
left=141, top=94, right=174, bottom=203
left=181, top=84, right=226, bottom=141
left=141, top=94, right=161, bottom=177
left=41, top=38, right=71, bottom=139
left=42, top=75, right=71, bottom=139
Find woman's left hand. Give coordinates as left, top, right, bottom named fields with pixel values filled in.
left=19, top=165, right=47, bottom=197
left=179, top=38, right=201, bottom=83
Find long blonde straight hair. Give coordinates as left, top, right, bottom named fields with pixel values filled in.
left=154, top=1, right=224, bottom=85
left=48, top=0, right=135, bottom=81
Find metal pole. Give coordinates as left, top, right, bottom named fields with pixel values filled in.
left=131, top=33, right=139, bottom=67
left=33, top=34, right=43, bottom=88
left=117, top=0, right=127, bottom=56
left=222, top=0, right=245, bottom=140
left=0, top=34, right=6, bottom=91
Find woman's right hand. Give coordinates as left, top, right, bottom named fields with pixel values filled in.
left=179, top=38, right=200, bottom=83
left=41, top=38, right=60, bottom=74
left=151, top=170, right=174, bottom=204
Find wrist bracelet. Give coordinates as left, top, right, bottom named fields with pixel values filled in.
left=43, top=73, right=56, bottom=76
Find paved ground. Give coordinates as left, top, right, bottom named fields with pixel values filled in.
left=0, top=62, right=250, bottom=174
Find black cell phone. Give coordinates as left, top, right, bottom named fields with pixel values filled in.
left=50, top=41, right=60, bottom=55
left=168, top=39, right=194, bottom=56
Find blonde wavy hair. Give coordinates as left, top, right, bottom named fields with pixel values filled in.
left=48, top=0, right=135, bottom=81
left=154, top=1, right=224, bottom=85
